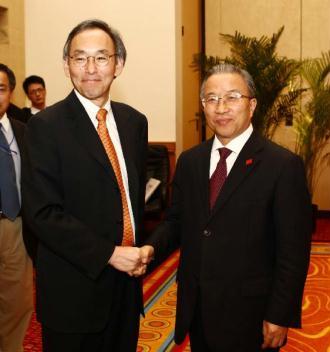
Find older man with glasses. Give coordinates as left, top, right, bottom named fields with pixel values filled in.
left=144, top=63, right=312, bottom=352
left=22, top=19, right=153, bottom=352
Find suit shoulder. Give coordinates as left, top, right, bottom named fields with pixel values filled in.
left=262, top=137, right=301, bottom=162
left=179, top=139, right=211, bottom=161
left=27, top=97, right=71, bottom=129
left=111, top=101, right=147, bottom=121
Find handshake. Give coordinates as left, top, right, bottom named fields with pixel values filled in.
left=108, top=245, right=155, bottom=277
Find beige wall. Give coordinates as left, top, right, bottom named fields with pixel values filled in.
left=205, top=0, right=330, bottom=209
left=24, top=0, right=177, bottom=142
left=206, top=0, right=330, bottom=59
left=0, top=0, right=25, bottom=105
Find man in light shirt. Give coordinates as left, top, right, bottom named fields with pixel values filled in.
left=22, top=20, right=152, bottom=352
left=144, top=63, right=312, bottom=351
left=0, top=63, right=33, bottom=352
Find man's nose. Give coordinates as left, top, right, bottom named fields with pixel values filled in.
left=215, top=98, right=229, bottom=113
left=85, top=57, right=97, bottom=73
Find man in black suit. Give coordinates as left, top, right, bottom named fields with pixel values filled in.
left=23, top=20, right=151, bottom=351
left=144, top=64, right=312, bottom=351
left=0, top=63, right=33, bottom=352
left=22, top=75, right=47, bottom=121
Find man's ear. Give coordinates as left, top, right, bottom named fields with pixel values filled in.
left=63, top=59, right=70, bottom=78
left=249, top=98, right=257, bottom=117
left=114, top=58, right=124, bottom=78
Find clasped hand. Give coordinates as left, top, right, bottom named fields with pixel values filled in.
left=108, top=245, right=154, bottom=277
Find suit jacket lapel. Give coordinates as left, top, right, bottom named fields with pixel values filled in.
left=197, top=138, right=213, bottom=221
left=10, top=118, right=25, bottom=152
left=65, top=91, right=117, bottom=183
left=207, top=131, right=264, bottom=222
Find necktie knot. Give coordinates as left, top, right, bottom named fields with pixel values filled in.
left=96, top=108, right=108, bottom=122
left=219, top=147, right=231, bottom=160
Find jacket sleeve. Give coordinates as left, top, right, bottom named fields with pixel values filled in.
left=265, top=154, right=312, bottom=327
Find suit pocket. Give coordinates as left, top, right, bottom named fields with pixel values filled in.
left=241, top=277, right=272, bottom=296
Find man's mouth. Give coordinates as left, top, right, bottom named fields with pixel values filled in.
left=215, top=118, right=232, bottom=126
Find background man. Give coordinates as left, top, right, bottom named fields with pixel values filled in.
left=3, top=68, right=28, bottom=124
left=23, top=20, right=150, bottom=351
left=145, top=63, right=312, bottom=351
left=0, top=63, right=33, bottom=352
left=22, top=75, right=46, bottom=121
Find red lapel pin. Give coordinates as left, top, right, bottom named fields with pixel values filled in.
left=246, top=158, right=253, bottom=166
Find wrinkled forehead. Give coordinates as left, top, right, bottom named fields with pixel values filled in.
left=70, top=28, right=115, bottom=54
left=204, top=73, right=250, bottom=94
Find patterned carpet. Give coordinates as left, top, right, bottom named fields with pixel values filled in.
left=24, top=242, right=330, bottom=351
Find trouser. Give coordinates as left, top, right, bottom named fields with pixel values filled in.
left=0, top=217, right=33, bottom=352
left=189, top=290, right=283, bottom=352
left=42, top=272, right=141, bottom=352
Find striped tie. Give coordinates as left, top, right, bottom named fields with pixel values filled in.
left=209, top=147, right=232, bottom=209
left=96, top=109, right=134, bottom=246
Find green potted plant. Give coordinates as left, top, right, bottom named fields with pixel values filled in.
left=294, top=51, right=330, bottom=199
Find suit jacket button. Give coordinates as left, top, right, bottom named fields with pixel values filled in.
left=203, top=229, right=211, bottom=237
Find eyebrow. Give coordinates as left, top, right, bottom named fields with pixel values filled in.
left=205, top=89, right=242, bottom=96
left=71, top=49, right=110, bottom=55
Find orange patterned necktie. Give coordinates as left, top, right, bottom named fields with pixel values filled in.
left=96, top=108, right=134, bottom=246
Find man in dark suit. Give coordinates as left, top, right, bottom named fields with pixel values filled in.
left=22, top=20, right=151, bottom=352
left=0, top=63, right=33, bottom=352
left=22, top=75, right=47, bottom=121
left=144, top=63, right=312, bottom=351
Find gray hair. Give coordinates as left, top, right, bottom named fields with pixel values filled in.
left=200, top=63, right=256, bottom=99
left=63, top=19, right=127, bottom=65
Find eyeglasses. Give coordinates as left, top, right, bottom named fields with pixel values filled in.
left=29, top=88, right=45, bottom=95
left=69, top=53, right=117, bottom=67
left=201, top=92, right=254, bottom=107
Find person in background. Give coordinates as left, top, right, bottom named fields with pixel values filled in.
left=144, top=63, right=312, bottom=352
left=22, top=19, right=152, bottom=352
left=22, top=75, right=46, bottom=121
left=0, top=63, right=33, bottom=352
left=4, top=69, right=27, bottom=124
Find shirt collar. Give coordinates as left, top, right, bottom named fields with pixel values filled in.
left=74, top=89, right=112, bottom=122
left=31, top=106, right=41, bottom=115
left=212, top=124, right=253, bottom=155
left=0, top=113, right=10, bottom=133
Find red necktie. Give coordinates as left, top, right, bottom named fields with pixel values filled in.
left=209, top=147, right=232, bottom=209
left=96, top=109, right=134, bottom=246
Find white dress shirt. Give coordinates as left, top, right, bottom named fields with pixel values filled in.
left=74, top=90, right=136, bottom=238
left=31, top=106, right=41, bottom=115
left=0, top=113, right=21, bottom=204
left=210, top=124, right=253, bottom=178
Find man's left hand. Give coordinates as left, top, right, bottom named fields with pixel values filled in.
left=262, top=320, right=288, bottom=349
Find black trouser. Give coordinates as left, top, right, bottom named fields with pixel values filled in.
left=189, top=293, right=282, bottom=352
left=42, top=273, right=140, bottom=352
